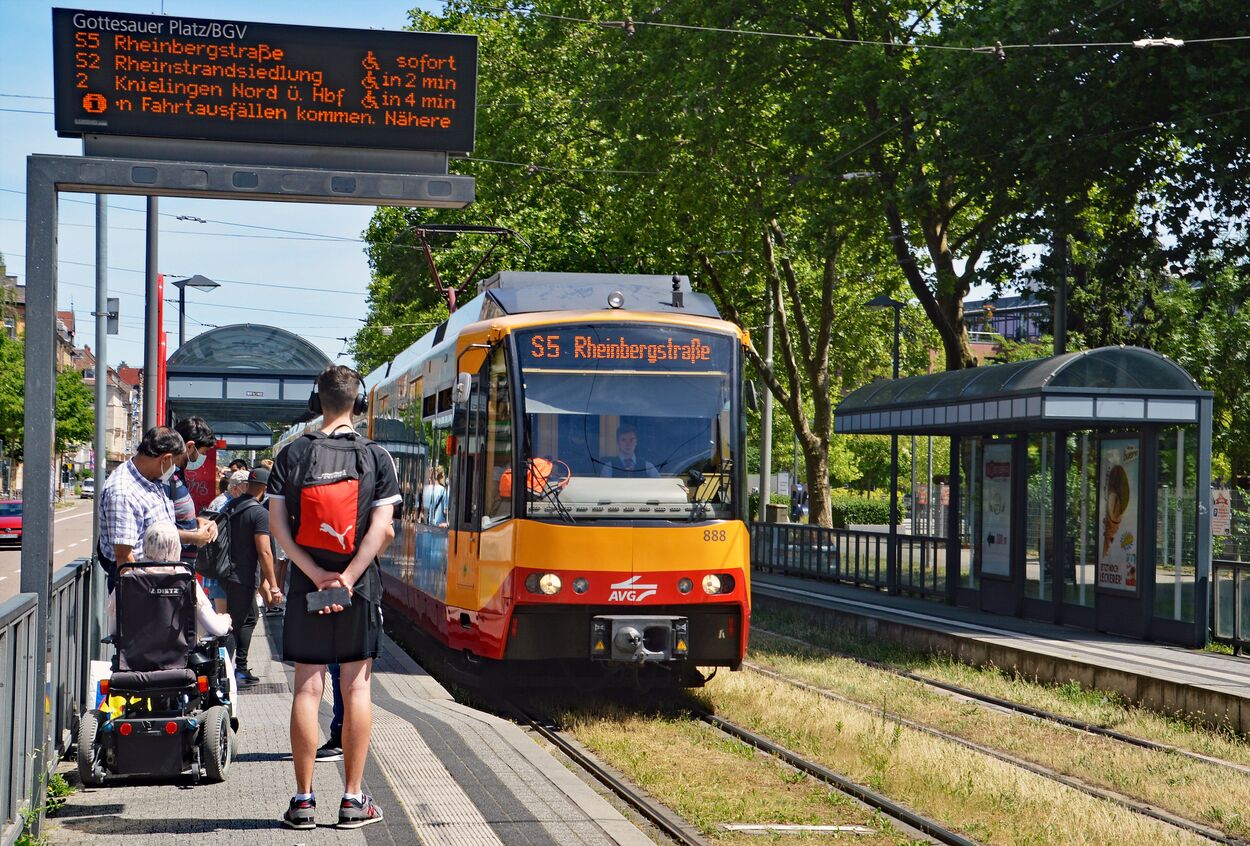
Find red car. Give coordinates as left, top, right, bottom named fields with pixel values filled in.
left=0, top=500, right=21, bottom=546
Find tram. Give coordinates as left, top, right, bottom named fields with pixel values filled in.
left=285, top=272, right=750, bottom=683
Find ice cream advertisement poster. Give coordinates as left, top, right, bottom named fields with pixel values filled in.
left=1098, top=437, right=1140, bottom=593
left=981, top=443, right=1013, bottom=577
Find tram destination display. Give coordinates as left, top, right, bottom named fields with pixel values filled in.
left=52, top=8, right=477, bottom=152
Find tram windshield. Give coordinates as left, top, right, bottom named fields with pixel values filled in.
left=516, top=324, right=737, bottom=521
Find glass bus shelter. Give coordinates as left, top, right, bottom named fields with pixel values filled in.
left=834, top=347, right=1213, bottom=647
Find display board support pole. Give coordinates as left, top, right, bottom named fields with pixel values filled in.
left=143, top=197, right=159, bottom=431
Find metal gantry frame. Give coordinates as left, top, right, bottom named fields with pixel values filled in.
left=21, top=151, right=474, bottom=832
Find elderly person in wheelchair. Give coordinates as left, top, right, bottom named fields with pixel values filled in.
left=82, top=521, right=239, bottom=785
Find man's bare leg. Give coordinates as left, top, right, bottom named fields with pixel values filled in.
left=290, top=662, right=326, bottom=794
left=339, top=657, right=373, bottom=795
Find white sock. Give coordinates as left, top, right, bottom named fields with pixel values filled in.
left=344, top=791, right=365, bottom=803
left=294, top=792, right=314, bottom=802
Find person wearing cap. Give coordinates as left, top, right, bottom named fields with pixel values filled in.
left=223, top=465, right=282, bottom=686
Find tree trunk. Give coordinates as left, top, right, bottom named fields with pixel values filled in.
left=805, top=441, right=831, bottom=528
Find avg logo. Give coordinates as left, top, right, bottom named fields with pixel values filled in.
left=608, top=576, right=658, bottom=602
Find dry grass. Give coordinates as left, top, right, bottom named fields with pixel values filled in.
left=754, top=607, right=1250, bottom=767
left=749, top=630, right=1250, bottom=838
left=700, top=670, right=1213, bottom=846
left=564, top=706, right=928, bottom=845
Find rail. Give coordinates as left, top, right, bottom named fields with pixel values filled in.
left=1212, top=559, right=1250, bottom=655
left=1, top=557, right=99, bottom=846
left=749, top=522, right=947, bottom=600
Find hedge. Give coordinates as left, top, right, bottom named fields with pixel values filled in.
left=829, top=496, right=890, bottom=528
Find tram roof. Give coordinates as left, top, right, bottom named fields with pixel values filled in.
left=362, top=272, right=726, bottom=389
left=835, top=346, right=1210, bottom=435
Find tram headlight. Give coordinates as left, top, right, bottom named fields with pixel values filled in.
left=573, top=577, right=589, bottom=594
left=525, top=572, right=564, bottom=595
left=677, top=577, right=694, bottom=594
left=701, top=574, right=736, bottom=595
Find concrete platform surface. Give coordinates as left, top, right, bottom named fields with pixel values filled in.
left=753, top=571, right=1250, bottom=732
left=45, top=612, right=655, bottom=846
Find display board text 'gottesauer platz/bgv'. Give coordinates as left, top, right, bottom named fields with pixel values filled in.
left=52, top=8, right=477, bottom=152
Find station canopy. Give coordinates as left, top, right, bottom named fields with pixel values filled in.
left=835, top=346, right=1210, bottom=435
left=166, top=324, right=330, bottom=440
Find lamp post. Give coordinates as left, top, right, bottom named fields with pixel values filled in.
left=868, top=294, right=904, bottom=594
left=172, top=274, right=220, bottom=347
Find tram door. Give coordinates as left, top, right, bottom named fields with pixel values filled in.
left=450, top=373, right=483, bottom=595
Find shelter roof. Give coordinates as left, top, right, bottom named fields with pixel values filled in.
left=835, top=346, right=1209, bottom=435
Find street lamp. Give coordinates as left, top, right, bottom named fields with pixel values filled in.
left=868, top=293, right=904, bottom=594
left=172, top=275, right=220, bottom=347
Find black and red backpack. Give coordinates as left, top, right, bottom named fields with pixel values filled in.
left=285, top=430, right=378, bottom=567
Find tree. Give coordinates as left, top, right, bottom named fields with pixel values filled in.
left=55, top=368, right=94, bottom=454
left=0, top=335, right=22, bottom=460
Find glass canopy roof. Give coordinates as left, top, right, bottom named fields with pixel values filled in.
left=167, top=324, right=331, bottom=372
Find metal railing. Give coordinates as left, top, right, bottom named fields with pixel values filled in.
left=0, top=593, right=38, bottom=846
left=750, top=523, right=947, bottom=600
left=1212, top=559, right=1250, bottom=655
left=1, top=557, right=98, bottom=846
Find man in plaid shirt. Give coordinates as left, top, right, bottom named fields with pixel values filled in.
left=98, top=427, right=210, bottom=587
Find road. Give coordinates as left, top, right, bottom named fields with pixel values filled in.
left=0, top=500, right=95, bottom=606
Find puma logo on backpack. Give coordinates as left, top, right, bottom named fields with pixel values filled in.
left=319, top=522, right=353, bottom=550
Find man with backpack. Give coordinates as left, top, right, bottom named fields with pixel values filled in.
left=267, top=365, right=399, bottom=831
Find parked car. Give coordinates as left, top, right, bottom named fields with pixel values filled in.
left=81, top=478, right=95, bottom=498
left=0, top=500, right=22, bottom=546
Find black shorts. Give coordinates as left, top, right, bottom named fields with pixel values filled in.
left=282, top=592, right=382, bottom=665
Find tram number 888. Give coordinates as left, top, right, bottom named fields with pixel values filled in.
left=703, top=529, right=727, bottom=542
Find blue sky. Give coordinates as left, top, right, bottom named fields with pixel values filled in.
left=1, top=1, right=440, bottom=370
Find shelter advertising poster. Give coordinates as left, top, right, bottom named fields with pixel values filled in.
left=981, top=443, right=1013, bottom=577
left=1098, top=438, right=1140, bottom=593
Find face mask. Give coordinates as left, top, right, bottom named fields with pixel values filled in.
left=186, top=450, right=207, bottom=472
left=158, top=458, right=176, bottom=483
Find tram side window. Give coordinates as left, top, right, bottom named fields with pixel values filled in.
left=483, top=347, right=513, bottom=527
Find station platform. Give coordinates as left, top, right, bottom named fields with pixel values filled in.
left=44, top=613, right=655, bottom=846
left=752, top=571, right=1250, bottom=733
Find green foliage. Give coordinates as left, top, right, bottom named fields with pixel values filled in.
left=829, top=495, right=891, bottom=528
left=54, top=370, right=94, bottom=453
left=0, top=334, right=22, bottom=458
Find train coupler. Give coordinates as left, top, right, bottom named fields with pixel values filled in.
left=590, top=615, right=689, bottom=662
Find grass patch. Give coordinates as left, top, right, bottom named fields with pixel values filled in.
left=1204, top=641, right=1235, bottom=656
left=562, top=703, right=927, bottom=845
left=753, top=607, right=1250, bottom=764
left=747, top=629, right=1250, bottom=838
left=703, top=670, right=1212, bottom=846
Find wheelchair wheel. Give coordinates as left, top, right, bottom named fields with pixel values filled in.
left=200, top=705, right=232, bottom=783
left=76, top=710, right=106, bottom=786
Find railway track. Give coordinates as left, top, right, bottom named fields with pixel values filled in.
left=692, top=707, right=980, bottom=846
left=511, top=698, right=976, bottom=846
left=750, top=627, right=1250, bottom=845
left=753, top=625, right=1250, bottom=777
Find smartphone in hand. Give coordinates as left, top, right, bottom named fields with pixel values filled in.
left=306, top=586, right=352, bottom=613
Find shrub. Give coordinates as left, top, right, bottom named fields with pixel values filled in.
left=829, top=495, right=890, bottom=528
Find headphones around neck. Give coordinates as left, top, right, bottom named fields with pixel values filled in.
left=308, top=368, right=368, bottom=417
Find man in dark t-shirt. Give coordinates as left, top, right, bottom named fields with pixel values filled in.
left=223, top=467, right=281, bottom=686
left=267, top=365, right=399, bottom=831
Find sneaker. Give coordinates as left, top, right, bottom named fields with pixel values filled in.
left=315, top=739, right=343, bottom=762
left=338, top=794, right=383, bottom=829
left=235, top=669, right=259, bottom=685
left=282, top=796, right=316, bottom=830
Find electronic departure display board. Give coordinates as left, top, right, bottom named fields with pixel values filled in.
left=518, top=326, right=734, bottom=372
left=52, top=8, right=477, bottom=152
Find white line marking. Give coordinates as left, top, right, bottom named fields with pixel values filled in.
left=68, top=541, right=80, bottom=547
left=0, top=576, right=7, bottom=582
left=54, top=548, right=66, bottom=555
